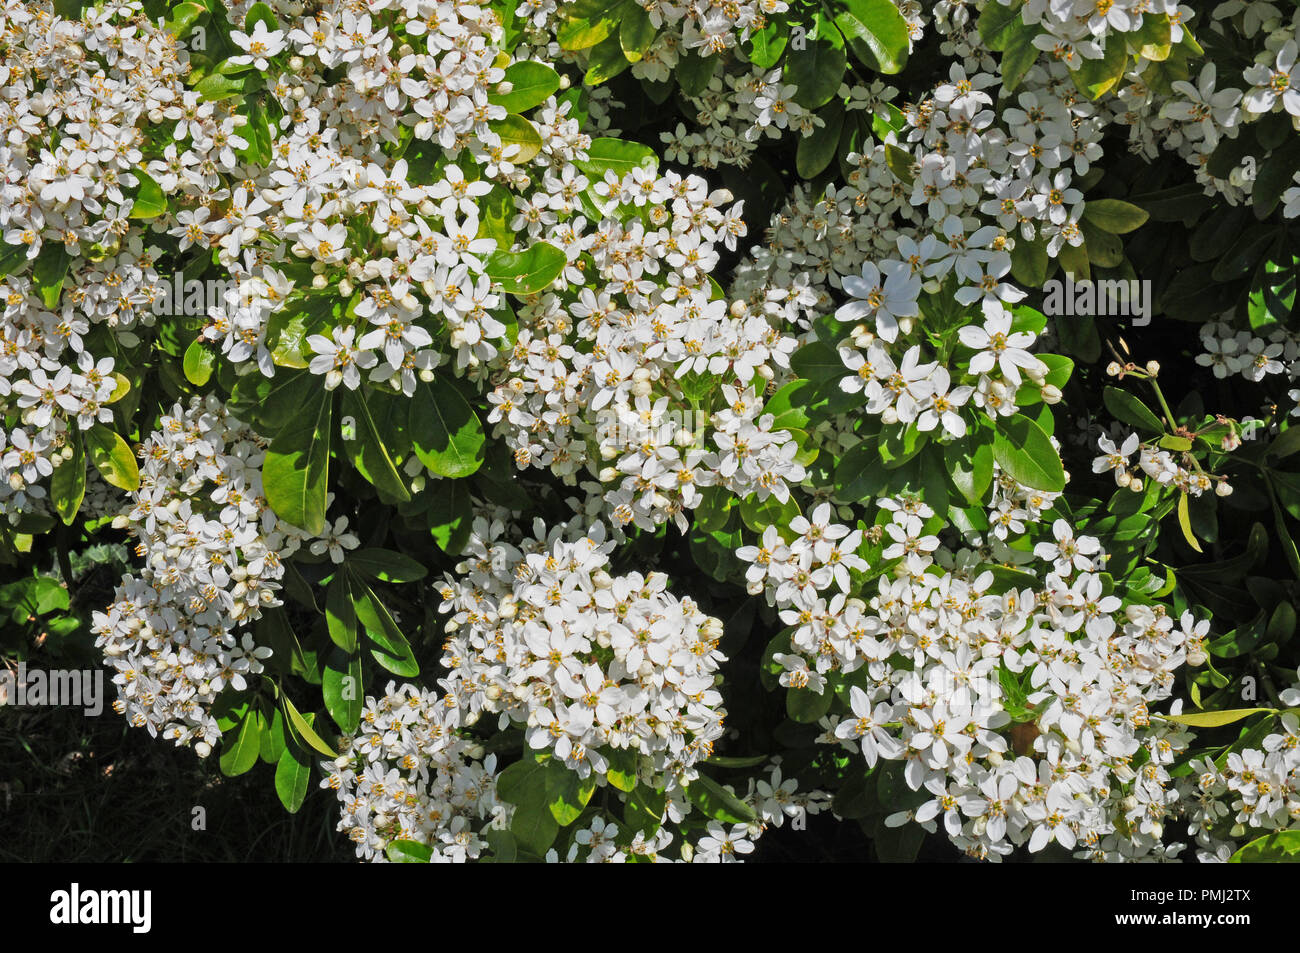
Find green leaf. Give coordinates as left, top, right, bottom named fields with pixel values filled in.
left=1102, top=385, right=1164, bottom=433
left=281, top=692, right=339, bottom=758
left=498, top=757, right=562, bottom=853
left=992, top=413, right=1065, bottom=492
left=1229, top=830, right=1300, bottom=863
left=605, top=746, right=639, bottom=792
left=32, top=243, right=72, bottom=309
left=0, top=240, right=29, bottom=279
left=789, top=339, right=845, bottom=385
left=341, top=388, right=411, bottom=504
left=574, top=137, right=658, bottom=179
left=496, top=757, right=548, bottom=803
left=557, top=2, right=624, bottom=51
left=833, top=0, right=910, bottom=74
left=489, top=114, right=543, bottom=164
left=676, top=48, right=717, bottom=96
left=228, top=367, right=312, bottom=432
left=244, top=1, right=278, bottom=32
left=977, top=0, right=1023, bottom=50
left=262, top=382, right=332, bottom=535
left=386, top=839, right=434, bottom=863
left=409, top=374, right=486, bottom=479
left=274, top=737, right=312, bottom=813
left=164, top=1, right=206, bottom=37
left=884, top=143, right=915, bottom=184
left=686, top=774, right=757, bottom=823
left=347, top=548, right=427, bottom=583
left=183, top=337, right=216, bottom=386
left=511, top=796, right=559, bottom=855
left=1177, top=492, right=1203, bottom=554
left=351, top=574, right=420, bottom=678
left=545, top=761, right=596, bottom=826
left=787, top=685, right=833, bottom=723
left=489, top=61, right=561, bottom=113
left=748, top=18, right=789, bottom=69
left=428, top=479, right=473, bottom=554
left=50, top=430, right=86, bottom=526
left=194, top=69, right=247, bottom=102
left=84, top=425, right=140, bottom=492
left=1009, top=237, right=1049, bottom=287
left=1162, top=708, right=1273, bottom=728
left=1069, top=36, right=1128, bottom=98
left=999, top=21, right=1040, bottom=93
left=484, top=241, right=566, bottom=295
left=127, top=168, right=168, bottom=218
left=950, top=433, right=994, bottom=505
left=1253, top=139, right=1300, bottom=219
left=739, top=492, right=801, bottom=537
left=325, top=572, right=358, bottom=652
left=1082, top=198, right=1150, bottom=234
left=585, top=32, right=632, bottom=85
left=264, top=296, right=338, bottom=369
left=261, top=707, right=287, bottom=764
left=1211, top=224, right=1279, bottom=283
left=220, top=709, right=262, bottom=777
left=784, top=29, right=847, bottom=109
left=796, top=102, right=844, bottom=179
left=1128, top=12, right=1171, bottom=60
left=323, top=645, right=363, bottom=734
left=618, top=4, right=656, bottom=61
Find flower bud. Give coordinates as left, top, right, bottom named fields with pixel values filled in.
left=1041, top=384, right=1062, bottom=404
left=1146, top=361, right=1160, bottom=376
left=1215, top=480, right=1233, bottom=497
left=1106, top=361, right=1122, bottom=376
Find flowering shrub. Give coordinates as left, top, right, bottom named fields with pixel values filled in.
left=7, top=0, right=1300, bottom=863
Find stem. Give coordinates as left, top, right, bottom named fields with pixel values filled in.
left=1146, top=377, right=1179, bottom=433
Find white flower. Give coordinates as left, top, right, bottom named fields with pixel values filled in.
left=837, top=260, right=921, bottom=343
left=229, top=21, right=287, bottom=72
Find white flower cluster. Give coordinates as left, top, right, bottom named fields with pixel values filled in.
left=1093, top=428, right=1233, bottom=498
left=837, top=297, right=1056, bottom=438
left=435, top=518, right=728, bottom=784
left=636, top=0, right=789, bottom=55
left=731, top=55, right=1102, bottom=335
left=89, top=396, right=313, bottom=751
left=738, top=486, right=1210, bottom=861
left=484, top=163, right=808, bottom=532
left=0, top=2, right=198, bottom=521
left=321, top=680, right=506, bottom=862
left=541, top=760, right=832, bottom=862
left=1197, top=319, right=1293, bottom=384
left=186, top=0, right=519, bottom=388
left=1184, top=699, right=1300, bottom=862
left=1006, top=0, right=1192, bottom=68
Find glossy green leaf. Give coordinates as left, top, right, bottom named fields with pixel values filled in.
left=84, top=424, right=140, bottom=492
left=489, top=61, right=561, bottom=113
left=833, top=0, right=910, bottom=74
left=409, top=375, right=486, bottom=479
left=992, top=413, right=1065, bottom=492
left=262, top=382, right=332, bottom=535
